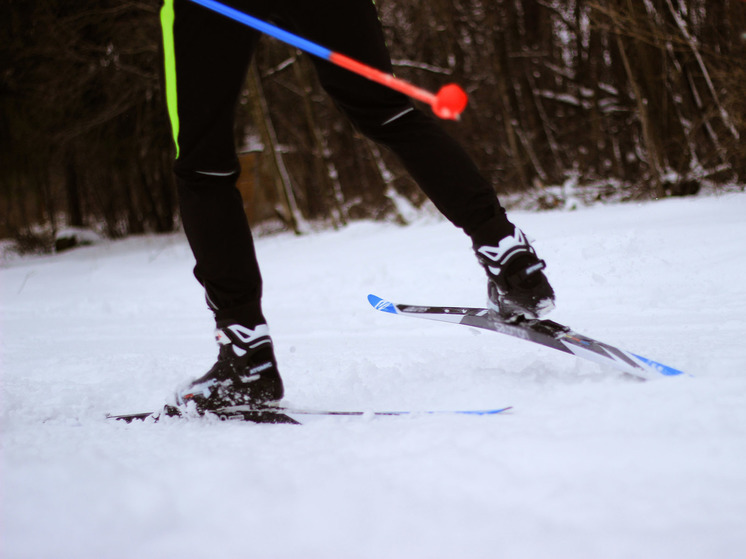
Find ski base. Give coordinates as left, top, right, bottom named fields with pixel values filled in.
left=368, top=294, right=685, bottom=380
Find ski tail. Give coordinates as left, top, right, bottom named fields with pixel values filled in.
left=106, top=408, right=300, bottom=424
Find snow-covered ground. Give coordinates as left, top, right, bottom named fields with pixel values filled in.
left=2, top=192, right=746, bottom=559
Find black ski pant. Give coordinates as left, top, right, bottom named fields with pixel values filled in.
left=162, top=0, right=512, bottom=326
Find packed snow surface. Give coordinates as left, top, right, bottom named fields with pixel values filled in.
left=2, top=193, right=746, bottom=558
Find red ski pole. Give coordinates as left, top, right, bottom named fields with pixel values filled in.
left=186, top=0, right=469, bottom=120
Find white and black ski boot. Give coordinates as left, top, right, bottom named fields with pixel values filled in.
left=475, top=227, right=555, bottom=320
left=174, top=323, right=284, bottom=413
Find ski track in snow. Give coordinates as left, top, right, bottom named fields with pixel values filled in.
left=2, top=193, right=746, bottom=558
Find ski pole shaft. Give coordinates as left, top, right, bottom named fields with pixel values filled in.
left=185, top=0, right=468, bottom=120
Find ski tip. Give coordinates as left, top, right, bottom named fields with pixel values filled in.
left=630, top=353, right=686, bottom=377
left=367, top=294, right=398, bottom=314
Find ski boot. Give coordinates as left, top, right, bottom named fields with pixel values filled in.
left=474, top=227, right=555, bottom=320
left=173, top=323, right=284, bottom=413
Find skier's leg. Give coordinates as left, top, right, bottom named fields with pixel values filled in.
left=164, top=0, right=266, bottom=326
left=162, top=0, right=284, bottom=409
left=282, top=0, right=554, bottom=317
left=280, top=0, right=511, bottom=243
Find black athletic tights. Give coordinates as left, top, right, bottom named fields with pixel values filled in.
left=163, top=0, right=511, bottom=326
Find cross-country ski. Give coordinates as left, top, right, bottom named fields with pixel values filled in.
left=368, top=295, right=685, bottom=381
left=107, top=405, right=513, bottom=424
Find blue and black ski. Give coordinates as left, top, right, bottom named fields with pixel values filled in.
left=368, top=294, right=685, bottom=380
left=107, top=404, right=513, bottom=425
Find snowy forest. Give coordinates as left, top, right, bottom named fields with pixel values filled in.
left=2, top=0, right=745, bottom=243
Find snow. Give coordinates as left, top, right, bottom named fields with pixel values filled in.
left=3, top=192, right=746, bottom=559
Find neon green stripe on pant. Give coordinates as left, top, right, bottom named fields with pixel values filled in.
left=160, top=0, right=180, bottom=158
